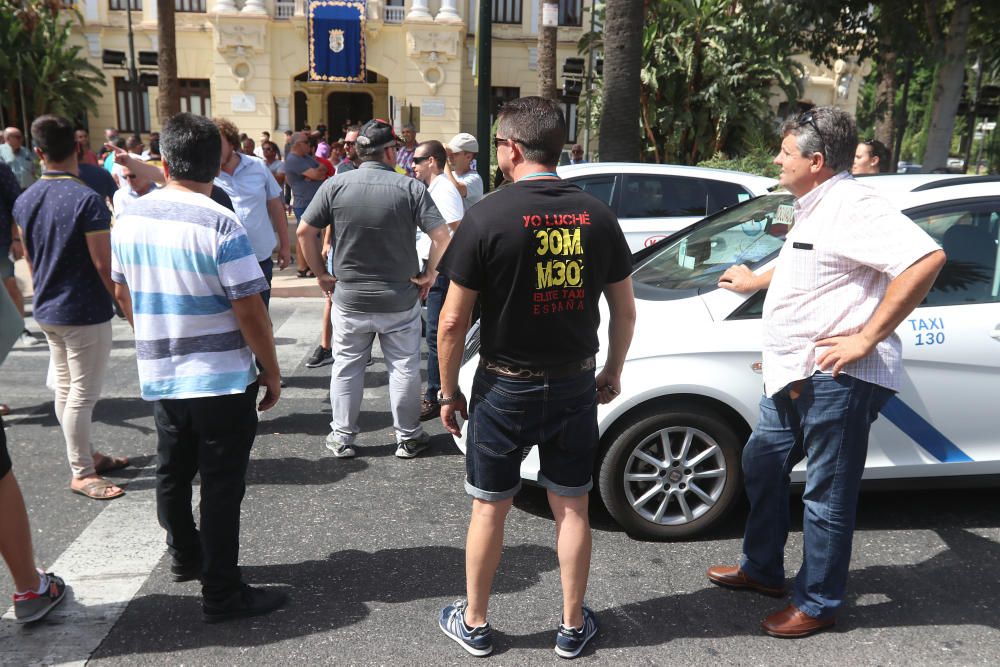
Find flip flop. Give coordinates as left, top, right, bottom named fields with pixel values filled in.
left=71, top=478, right=125, bottom=500
left=94, top=453, right=130, bottom=474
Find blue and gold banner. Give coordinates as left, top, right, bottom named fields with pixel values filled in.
left=308, top=1, right=366, bottom=83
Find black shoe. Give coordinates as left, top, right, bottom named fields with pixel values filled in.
left=170, top=559, right=202, bottom=583
left=305, top=346, right=333, bottom=368
left=202, top=584, right=288, bottom=624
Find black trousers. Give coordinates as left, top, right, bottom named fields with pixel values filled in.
left=153, top=383, right=258, bottom=603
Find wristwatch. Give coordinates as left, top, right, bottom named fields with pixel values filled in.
left=437, top=389, right=464, bottom=405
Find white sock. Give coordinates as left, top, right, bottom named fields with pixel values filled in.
left=15, top=571, right=46, bottom=596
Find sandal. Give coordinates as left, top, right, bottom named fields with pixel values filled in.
left=94, top=452, right=130, bottom=474
left=71, top=478, right=125, bottom=500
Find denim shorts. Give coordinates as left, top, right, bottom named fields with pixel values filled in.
left=465, top=368, right=599, bottom=501
left=0, top=246, right=13, bottom=280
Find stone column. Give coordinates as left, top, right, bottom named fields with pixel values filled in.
left=242, top=0, right=268, bottom=14
left=435, top=0, right=462, bottom=23
left=407, top=0, right=433, bottom=22
left=214, top=0, right=238, bottom=13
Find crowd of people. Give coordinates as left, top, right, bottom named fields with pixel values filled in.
left=0, top=101, right=945, bottom=661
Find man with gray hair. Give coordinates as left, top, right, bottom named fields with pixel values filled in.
left=297, top=119, right=450, bottom=459
left=708, top=106, right=946, bottom=638
left=395, top=123, right=417, bottom=177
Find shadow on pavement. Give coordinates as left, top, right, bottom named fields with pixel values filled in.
left=246, top=455, right=370, bottom=485
left=95, top=544, right=557, bottom=656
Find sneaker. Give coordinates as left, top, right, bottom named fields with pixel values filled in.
left=439, top=599, right=493, bottom=657
left=18, top=329, right=42, bottom=347
left=13, top=572, right=68, bottom=624
left=170, top=558, right=202, bottom=583
left=554, top=606, right=598, bottom=659
left=395, top=433, right=430, bottom=459
left=202, top=584, right=288, bottom=624
left=419, top=398, right=440, bottom=422
left=305, top=346, right=333, bottom=368
left=325, top=433, right=356, bottom=458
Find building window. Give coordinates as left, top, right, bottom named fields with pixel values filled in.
left=114, top=77, right=150, bottom=133
left=492, top=0, right=521, bottom=24
left=175, top=0, right=206, bottom=11
left=109, top=0, right=142, bottom=9
left=178, top=79, right=212, bottom=117
left=559, top=0, right=582, bottom=26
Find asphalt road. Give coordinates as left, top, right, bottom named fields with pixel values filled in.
left=2, top=298, right=999, bottom=666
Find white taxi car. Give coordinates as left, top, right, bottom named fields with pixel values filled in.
left=557, top=163, right=776, bottom=252
left=454, top=174, right=1000, bottom=540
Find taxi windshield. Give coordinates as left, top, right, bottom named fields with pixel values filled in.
left=632, top=194, right=794, bottom=291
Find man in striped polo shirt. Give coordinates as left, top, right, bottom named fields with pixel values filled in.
left=112, top=112, right=286, bottom=623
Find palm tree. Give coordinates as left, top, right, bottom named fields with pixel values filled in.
left=598, top=0, right=643, bottom=161
left=157, top=0, right=181, bottom=122
left=538, top=0, right=559, bottom=99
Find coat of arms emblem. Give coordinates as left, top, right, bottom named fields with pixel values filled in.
left=328, top=28, right=345, bottom=53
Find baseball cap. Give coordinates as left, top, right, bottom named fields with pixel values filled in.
left=446, top=132, right=479, bottom=154
left=356, top=119, right=400, bottom=151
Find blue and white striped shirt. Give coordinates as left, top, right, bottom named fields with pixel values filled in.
left=111, top=188, right=269, bottom=400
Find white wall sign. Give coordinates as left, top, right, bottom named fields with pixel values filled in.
left=231, top=94, right=257, bottom=113
left=541, top=3, right=558, bottom=27
left=421, top=98, right=445, bottom=117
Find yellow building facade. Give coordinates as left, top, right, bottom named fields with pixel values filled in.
left=69, top=0, right=863, bottom=151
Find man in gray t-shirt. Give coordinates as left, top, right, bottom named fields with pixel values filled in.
left=284, top=132, right=326, bottom=216
left=297, top=119, right=450, bottom=460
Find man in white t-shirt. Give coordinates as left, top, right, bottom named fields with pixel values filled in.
left=413, top=139, right=464, bottom=421
left=444, top=133, right=484, bottom=210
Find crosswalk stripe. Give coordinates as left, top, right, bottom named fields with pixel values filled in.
left=0, top=462, right=180, bottom=665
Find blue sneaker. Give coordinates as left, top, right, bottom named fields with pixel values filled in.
left=555, top=605, right=598, bottom=658
left=439, top=599, right=493, bottom=657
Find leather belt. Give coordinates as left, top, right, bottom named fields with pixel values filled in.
left=479, top=356, right=596, bottom=380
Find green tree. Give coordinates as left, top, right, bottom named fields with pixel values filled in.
left=638, top=0, right=801, bottom=165
left=0, top=1, right=105, bottom=133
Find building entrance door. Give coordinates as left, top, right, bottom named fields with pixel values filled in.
left=327, top=92, right=373, bottom=141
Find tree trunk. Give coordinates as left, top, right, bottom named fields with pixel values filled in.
left=599, top=0, right=644, bottom=161
left=537, top=0, right=558, bottom=100
left=921, top=0, right=972, bottom=172
left=157, top=0, right=180, bottom=124
left=873, top=51, right=897, bottom=164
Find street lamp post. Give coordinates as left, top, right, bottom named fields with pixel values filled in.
left=125, top=0, right=142, bottom=134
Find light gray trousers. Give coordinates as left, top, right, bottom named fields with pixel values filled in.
left=328, top=301, right=424, bottom=447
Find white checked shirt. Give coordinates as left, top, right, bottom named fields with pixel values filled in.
left=761, top=172, right=940, bottom=397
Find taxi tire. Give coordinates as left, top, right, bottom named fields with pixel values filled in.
left=597, top=408, right=743, bottom=540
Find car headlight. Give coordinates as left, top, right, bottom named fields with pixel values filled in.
left=462, top=320, right=481, bottom=366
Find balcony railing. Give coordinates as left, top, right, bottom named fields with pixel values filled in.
left=109, top=0, right=142, bottom=10
left=176, top=0, right=206, bottom=11
left=275, top=0, right=294, bottom=17
left=384, top=5, right=404, bottom=23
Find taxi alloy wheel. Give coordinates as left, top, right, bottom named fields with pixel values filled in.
left=598, top=408, right=743, bottom=540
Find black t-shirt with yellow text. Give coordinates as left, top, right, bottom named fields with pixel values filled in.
left=437, top=179, right=632, bottom=368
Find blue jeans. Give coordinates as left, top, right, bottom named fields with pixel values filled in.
left=424, top=274, right=449, bottom=401
left=465, top=368, right=598, bottom=501
left=739, top=372, right=893, bottom=619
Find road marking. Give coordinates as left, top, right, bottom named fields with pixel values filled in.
left=0, top=466, right=171, bottom=665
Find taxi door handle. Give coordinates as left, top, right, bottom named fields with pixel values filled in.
left=991, top=327, right=1000, bottom=341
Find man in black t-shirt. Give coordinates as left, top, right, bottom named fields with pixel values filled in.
left=435, top=97, right=636, bottom=659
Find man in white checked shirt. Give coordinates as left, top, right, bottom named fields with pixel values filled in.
left=706, top=107, right=945, bottom=639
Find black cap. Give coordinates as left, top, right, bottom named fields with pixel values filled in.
left=355, top=118, right=400, bottom=151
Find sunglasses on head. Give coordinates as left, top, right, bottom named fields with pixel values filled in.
left=797, top=111, right=828, bottom=155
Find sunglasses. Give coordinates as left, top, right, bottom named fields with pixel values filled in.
left=412, top=155, right=432, bottom=164
left=493, top=136, right=519, bottom=149
left=343, top=141, right=355, bottom=146
left=797, top=111, right=828, bottom=156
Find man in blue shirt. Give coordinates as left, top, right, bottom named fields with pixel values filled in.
left=213, top=118, right=290, bottom=307
left=13, top=115, right=129, bottom=500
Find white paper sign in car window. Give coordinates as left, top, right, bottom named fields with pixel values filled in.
left=776, top=203, right=794, bottom=229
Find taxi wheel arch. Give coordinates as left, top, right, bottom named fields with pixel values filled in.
left=596, top=399, right=748, bottom=540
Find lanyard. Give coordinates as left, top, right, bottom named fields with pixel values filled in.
left=516, top=171, right=559, bottom=182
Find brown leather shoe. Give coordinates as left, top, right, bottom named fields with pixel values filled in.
left=419, top=399, right=440, bottom=422
left=761, top=605, right=835, bottom=638
left=706, top=565, right=786, bottom=597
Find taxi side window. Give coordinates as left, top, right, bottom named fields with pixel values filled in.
left=622, top=175, right=710, bottom=219
left=910, top=200, right=1000, bottom=307
left=568, top=175, right=616, bottom=208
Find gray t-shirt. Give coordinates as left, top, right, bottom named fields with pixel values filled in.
left=284, top=153, right=323, bottom=209
left=302, top=161, right=445, bottom=313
